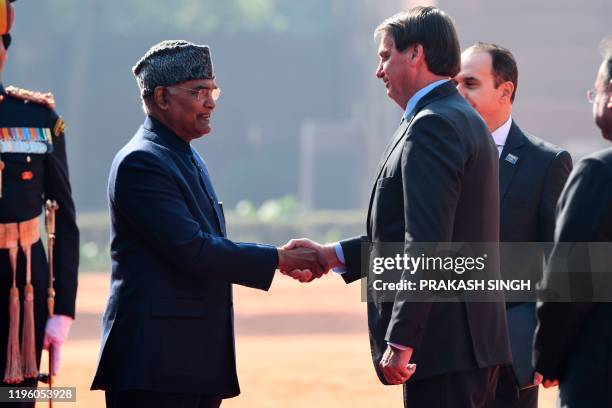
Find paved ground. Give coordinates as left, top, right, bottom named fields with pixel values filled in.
left=49, top=273, right=557, bottom=407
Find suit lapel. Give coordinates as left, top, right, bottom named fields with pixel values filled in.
left=374, top=118, right=410, bottom=180
left=499, top=121, right=525, bottom=203
left=366, top=80, right=456, bottom=238
left=366, top=118, right=410, bottom=238
left=372, top=81, right=456, bottom=183
left=191, top=148, right=227, bottom=237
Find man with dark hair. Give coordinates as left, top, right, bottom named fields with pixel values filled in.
left=285, top=7, right=511, bottom=407
left=455, top=43, right=572, bottom=408
left=373, top=6, right=461, bottom=78
left=90, top=40, right=327, bottom=408
left=534, top=37, right=612, bottom=407
left=0, top=1, right=79, bottom=407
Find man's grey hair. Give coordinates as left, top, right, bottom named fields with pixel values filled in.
left=133, top=40, right=214, bottom=98
left=141, top=97, right=154, bottom=115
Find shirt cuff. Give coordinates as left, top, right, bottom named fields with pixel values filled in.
left=388, top=342, right=410, bottom=351
left=332, top=242, right=347, bottom=274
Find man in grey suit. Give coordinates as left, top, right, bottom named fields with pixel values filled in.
left=455, top=42, right=572, bottom=408
left=286, top=7, right=511, bottom=407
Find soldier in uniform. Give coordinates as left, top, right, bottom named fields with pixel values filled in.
left=0, top=1, right=79, bottom=406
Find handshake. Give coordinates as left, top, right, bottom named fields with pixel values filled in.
left=276, top=239, right=344, bottom=282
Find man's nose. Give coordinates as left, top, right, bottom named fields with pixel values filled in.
left=375, top=63, right=384, bottom=79
left=205, top=97, right=216, bottom=110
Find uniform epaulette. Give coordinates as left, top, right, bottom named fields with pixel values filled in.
left=5, top=86, right=56, bottom=109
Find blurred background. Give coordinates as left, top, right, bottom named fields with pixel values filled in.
left=5, top=0, right=611, bottom=406
left=6, top=0, right=611, bottom=268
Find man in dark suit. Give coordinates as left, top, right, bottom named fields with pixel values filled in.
left=455, top=42, right=572, bottom=407
left=90, top=40, right=326, bottom=408
left=534, top=38, right=612, bottom=407
left=285, top=7, right=511, bottom=407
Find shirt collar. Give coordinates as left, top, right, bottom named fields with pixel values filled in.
left=143, top=115, right=192, bottom=154
left=403, top=79, right=449, bottom=120
left=491, top=116, right=513, bottom=148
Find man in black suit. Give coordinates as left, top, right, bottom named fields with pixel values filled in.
left=90, top=40, right=326, bottom=408
left=455, top=42, right=572, bottom=408
left=285, top=7, right=511, bottom=407
left=534, top=38, right=612, bottom=407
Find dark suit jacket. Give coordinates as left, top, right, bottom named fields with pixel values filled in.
left=499, top=122, right=572, bottom=300
left=499, top=122, right=572, bottom=244
left=91, top=116, right=278, bottom=397
left=495, top=121, right=571, bottom=392
left=340, top=81, right=511, bottom=383
left=535, top=147, right=612, bottom=382
left=499, top=123, right=572, bottom=302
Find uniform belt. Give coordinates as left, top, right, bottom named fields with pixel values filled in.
left=0, top=216, right=40, bottom=249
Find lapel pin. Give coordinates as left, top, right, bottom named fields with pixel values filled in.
left=505, top=153, right=518, bottom=165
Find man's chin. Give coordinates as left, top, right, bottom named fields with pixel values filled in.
left=198, top=125, right=212, bottom=136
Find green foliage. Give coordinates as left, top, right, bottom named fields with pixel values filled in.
left=44, top=0, right=332, bottom=35
left=77, top=208, right=364, bottom=271
left=234, top=195, right=300, bottom=221
left=258, top=195, right=299, bottom=221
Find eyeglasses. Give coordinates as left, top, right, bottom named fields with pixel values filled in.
left=587, top=88, right=597, bottom=104
left=172, top=86, right=221, bottom=101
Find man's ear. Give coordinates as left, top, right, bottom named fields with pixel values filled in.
left=607, top=79, right=612, bottom=109
left=153, top=86, right=170, bottom=111
left=410, top=44, right=424, bottom=64
left=500, top=81, right=515, bottom=103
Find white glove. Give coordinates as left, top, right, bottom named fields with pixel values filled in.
left=43, top=315, right=73, bottom=376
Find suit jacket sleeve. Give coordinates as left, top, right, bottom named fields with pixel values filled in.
left=339, top=236, right=367, bottom=284
left=385, top=114, right=465, bottom=348
left=43, top=110, right=79, bottom=318
left=112, top=150, right=278, bottom=290
left=538, top=150, right=572, bottom=242
left=534, top=158, right=611, bottom=379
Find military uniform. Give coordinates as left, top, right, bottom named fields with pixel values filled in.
left=0, top=84, right=79, bottom=406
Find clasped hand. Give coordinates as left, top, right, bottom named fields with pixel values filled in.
left=276, top=238, right=342, bottom=282
left=379, top=345, right=416, bottom=385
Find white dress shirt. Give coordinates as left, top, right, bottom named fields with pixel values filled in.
left=492, top=116, right=512, bottom=158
